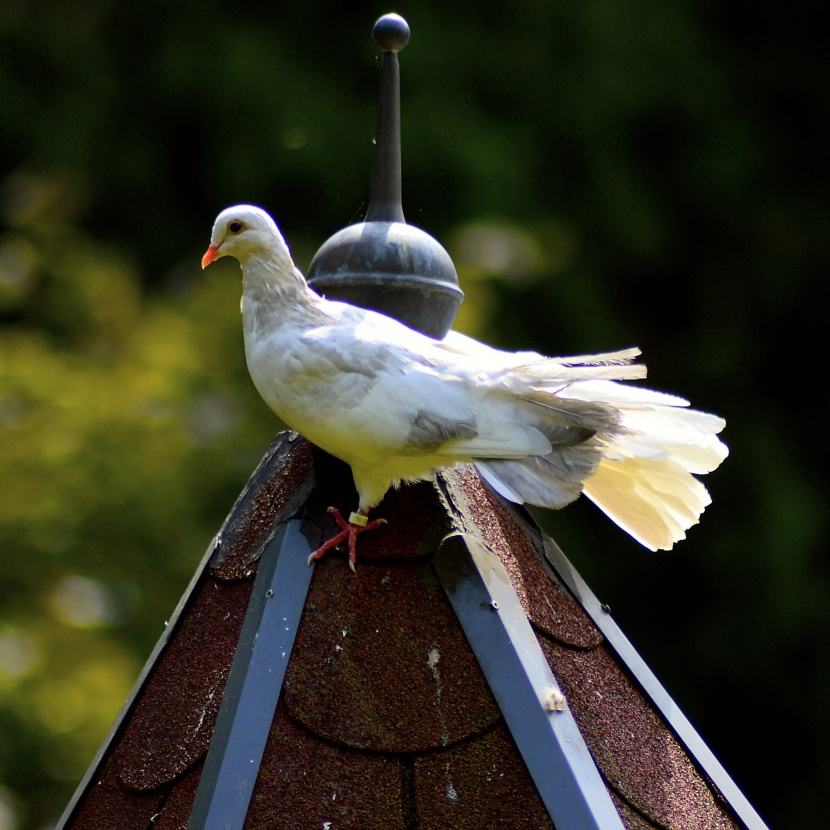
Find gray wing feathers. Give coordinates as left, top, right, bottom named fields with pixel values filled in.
left=409, top=410, right=479, bottom=451
left=473, top=393, right=621, bottom=509
left=476, top=441, right=603, bottom=509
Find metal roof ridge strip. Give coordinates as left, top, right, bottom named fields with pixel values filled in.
left=53, top=528, right=224, bottom=830
left=541, top=536, right=770, bottom=830
left=187, top=517, right=322, bottom=830
left=55, top=431, right=307, bottom=829
left=433, top=531, right=627, bottom=830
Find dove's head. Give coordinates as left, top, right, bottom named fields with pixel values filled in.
left=202, top=205, right=289, bottom=269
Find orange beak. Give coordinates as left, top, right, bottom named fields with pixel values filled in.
left=201, top=244, right=220, bottom=269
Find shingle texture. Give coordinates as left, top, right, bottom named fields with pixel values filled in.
left=61, top=432, right=743, bottom=829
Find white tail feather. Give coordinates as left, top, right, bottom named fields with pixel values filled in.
left=560, top=379, right=728, bottom=548
left=475, top=377, right=728, bottom=550
left=583, top=457, right=713, bottom=550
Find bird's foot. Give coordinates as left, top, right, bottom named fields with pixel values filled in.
left=307, top=507, right=387, bottom=572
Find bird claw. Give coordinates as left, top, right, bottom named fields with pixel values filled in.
left=307, top=507, right=386, bottom=571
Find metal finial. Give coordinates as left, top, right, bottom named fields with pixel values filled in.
left=306, top=14, right=463, bottom=339
left=365, top=14, right=410, bottom=223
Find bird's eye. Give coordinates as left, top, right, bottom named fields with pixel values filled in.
left=228, top=221, right=244, bottom=234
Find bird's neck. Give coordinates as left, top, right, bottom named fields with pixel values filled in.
left=241, top=248, right=310, bottom=305
left=240, top=251, right=324, bottom=340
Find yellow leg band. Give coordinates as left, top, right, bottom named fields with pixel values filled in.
left=349, top=511, right=369, bottom=527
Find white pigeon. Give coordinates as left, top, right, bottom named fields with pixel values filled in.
left=202, top=205, right=728, bottom=570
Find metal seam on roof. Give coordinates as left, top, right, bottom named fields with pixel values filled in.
left=53, top=530, right=224, bottom=830
left=434, top=532, right=626, bottom=830
left=187, top=518, right=320, bottom=830
left=542, top=536, right=769, bottom=830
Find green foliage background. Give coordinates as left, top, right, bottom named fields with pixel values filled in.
left=1, top=1, right=826, bottom=827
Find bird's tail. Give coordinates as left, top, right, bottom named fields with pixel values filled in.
left=475, top=379, right=728, bottom=551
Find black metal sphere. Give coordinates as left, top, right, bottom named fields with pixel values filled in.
left=373, top=14, right=410, bottom=53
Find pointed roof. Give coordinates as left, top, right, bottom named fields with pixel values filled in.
left=56, top=432, right=766, bottom=830
left=56, top=17, right=763, bottom=829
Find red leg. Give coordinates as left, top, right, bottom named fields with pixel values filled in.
left=307, top=507, right=387, bottom=572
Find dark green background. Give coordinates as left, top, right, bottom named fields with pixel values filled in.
left=1, top=1, right=826, bottom=827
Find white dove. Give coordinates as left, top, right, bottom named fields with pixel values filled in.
left=202, top=205, right=728, bottom=570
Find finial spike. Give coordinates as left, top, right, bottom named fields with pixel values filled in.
left=306, top=13, right=463, bottom=339
left=365, top=14, right=409, bottom=223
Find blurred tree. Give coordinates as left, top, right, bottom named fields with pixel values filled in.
left=1, top=1, right=827, bottom=827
